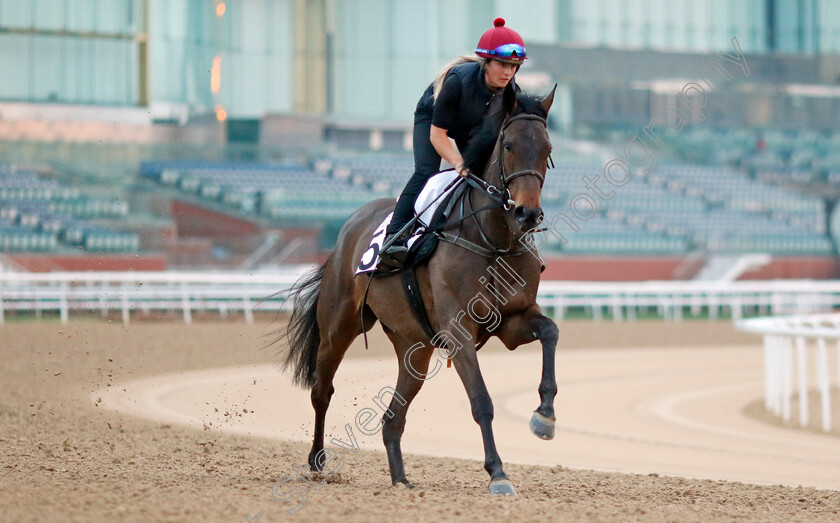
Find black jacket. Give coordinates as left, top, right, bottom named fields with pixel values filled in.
left=415, top=61, right=515, bottom=153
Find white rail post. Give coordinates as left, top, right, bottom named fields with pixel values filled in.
left=816, top=337, right=832, bottom=432
left=773, top=336, right=787, bottom=417
left=243, top=295, right=253, bottom=324
left=611, top=293, right=622, bottom=323
left=592, top=300, right=603, bottom=322
left=731, top=297, right=742, bottom=321
left=0, top=285, right=5, bottom=325
left=690, top=293, right=701, bottom=317
left=763, top=335, right=774, bottom=412
left=626, top=296, right=636, bottom=322
left=836, top=339, right=840, bottom=392
left=774, top=335, right=786, bottom=416
left=181, top=283, right=192, bottom=324
left=770, top=291, right=780, bottom=315
left=795, top=335, right=809, bottom=427
left=121, top=283, right=130, bottom=324
left=99, top=280, right=108, bottom=318
left=708, top=293, right=718, bottom=320
left=673, top=295, right=683, bottom=323
left=781, top=336, right=793, bottom=422
left=59, top=282, right=69, bottom=324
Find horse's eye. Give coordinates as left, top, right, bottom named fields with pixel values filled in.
left=504, top=143, right=512, bottom=151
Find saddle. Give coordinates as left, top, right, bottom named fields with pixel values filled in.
left=355, top=171, right=464, bottom=276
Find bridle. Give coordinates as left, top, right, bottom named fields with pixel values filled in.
left=435, top=111, right=550, bottom=259
left=467, top=112, right=549, bottom=211
left=495, top=113, right=548, bottom=188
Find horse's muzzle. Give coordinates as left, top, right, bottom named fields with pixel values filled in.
left=514, top=205, right=543, bottom=232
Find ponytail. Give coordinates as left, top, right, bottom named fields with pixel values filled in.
left=433, top=55, right=485, bottom=100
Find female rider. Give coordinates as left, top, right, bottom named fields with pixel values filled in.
left=377, top=17, right=527, bottom=271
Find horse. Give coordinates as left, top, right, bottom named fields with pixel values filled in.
left=280, top=84, right=558, bottom=496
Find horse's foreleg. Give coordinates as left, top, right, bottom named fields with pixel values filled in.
left=497, top=305, right=559, bottom=440
left=531, top=313, right=559, bottom=439
left=382, top=340, right=433, bottom=487
left=451, top=345, right=515, bottom=495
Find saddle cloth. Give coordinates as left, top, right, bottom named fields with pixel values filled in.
left=355, top=170, right=460, bottom=274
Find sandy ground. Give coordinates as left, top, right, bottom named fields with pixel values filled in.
left=2, top=316, right=840, bottom=522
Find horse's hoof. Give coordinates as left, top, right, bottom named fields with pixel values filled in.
left=488, top=478, right=517, bottom=496
left=529, top=411, right=555, bottom=440
left=393, top=480, right=414, bottom=489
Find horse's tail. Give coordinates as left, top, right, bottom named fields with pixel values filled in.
left=280, top=260, right=327, bottom=389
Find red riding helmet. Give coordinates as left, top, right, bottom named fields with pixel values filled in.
left=475, top=18, right=527, bottom=64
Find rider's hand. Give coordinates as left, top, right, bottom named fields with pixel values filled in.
left=456, top=163, right=470, bottom=178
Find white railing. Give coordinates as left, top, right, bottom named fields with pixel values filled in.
left=0, top=270, right=308, bottom=325
left=737, top=313, right=840, bottom=432
left=537, top=280, right=840, bottom=322
left=3, top=273, right=840, bottom=327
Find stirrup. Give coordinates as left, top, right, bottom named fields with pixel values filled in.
left=377, top=233, right=409, bottom=271
left=378, top=244, right=408, bottom=271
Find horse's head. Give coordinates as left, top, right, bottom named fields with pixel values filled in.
left=462, top=86, right=556, bottom=233
left=496, top=86, right=555, bottom=232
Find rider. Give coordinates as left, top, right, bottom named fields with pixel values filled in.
left=377, top=17, right=527, bottom=271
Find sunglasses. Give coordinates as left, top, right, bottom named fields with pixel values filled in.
left=477, top=43, right=527, bottom=60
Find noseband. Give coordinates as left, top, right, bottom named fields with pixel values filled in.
left=466, top=112, right=549, bottom=211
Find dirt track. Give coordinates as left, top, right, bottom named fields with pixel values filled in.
left=2, top=318, right=839, bottom=522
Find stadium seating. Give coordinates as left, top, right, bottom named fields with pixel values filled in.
left=0, top=164, right=139, bottom=253
left=534, top=160, right=830, bottom=256
left=140, top=159, right=391, bottom=223
left=33, top=134, right=839, bottom=258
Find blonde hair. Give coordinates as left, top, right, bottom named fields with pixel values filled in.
left=433, top=55, right=485, bottom=100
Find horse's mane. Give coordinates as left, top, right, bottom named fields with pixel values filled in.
left=461, top=88, right=548, bottom=175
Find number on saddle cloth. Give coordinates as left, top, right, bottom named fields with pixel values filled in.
left=355, top=170, right=462, bottom=275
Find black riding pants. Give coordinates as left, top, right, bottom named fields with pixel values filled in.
left=385, top=114, right=442, bottom=237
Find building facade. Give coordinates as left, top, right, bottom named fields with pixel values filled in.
left=0, top=0, right=838, bottom=124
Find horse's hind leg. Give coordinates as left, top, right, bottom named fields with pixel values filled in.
left=308, top=300, right=367, bottom=471
left=381, top=333, right=434, bottom=487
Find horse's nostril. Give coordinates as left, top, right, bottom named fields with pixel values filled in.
left=515, top=206, right=540, bottom=223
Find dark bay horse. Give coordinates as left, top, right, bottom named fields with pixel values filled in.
left=281, top=85, right=558, bottom=496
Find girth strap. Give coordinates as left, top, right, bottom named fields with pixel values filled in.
left=401, top=266, right=437, bottom=342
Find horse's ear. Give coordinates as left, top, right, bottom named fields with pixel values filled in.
left=540, top=84, right=557, bottom=115
left=503, top=82, right=517, bottom=114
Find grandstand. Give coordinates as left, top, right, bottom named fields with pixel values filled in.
left=3, top=124, right=840, bottom=280
left=0, top=164, right=139, bottom=254
left=132, top=146, right=835, bottom=261
left=535, top=162, right=831, bottom=256
left=140, top=158, right=390, bottom=224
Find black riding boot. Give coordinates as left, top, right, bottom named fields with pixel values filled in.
left=377, top=231, right=411, bottom=271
